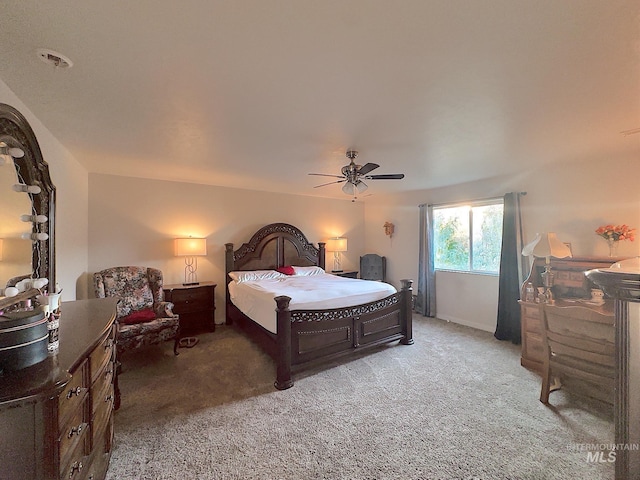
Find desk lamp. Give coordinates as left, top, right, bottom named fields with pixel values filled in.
left=522, top=232, right=572, bottom=304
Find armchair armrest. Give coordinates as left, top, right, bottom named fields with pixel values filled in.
left=155, top=301, right=177, bottom=318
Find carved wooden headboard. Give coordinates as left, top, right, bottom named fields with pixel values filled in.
left=225, top=223, right=326, bottom=278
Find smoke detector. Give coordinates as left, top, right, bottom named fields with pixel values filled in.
left=36, top=48, right=73, bottom=69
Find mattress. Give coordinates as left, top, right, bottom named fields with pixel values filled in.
left=228, top=273, right=397, bottom=334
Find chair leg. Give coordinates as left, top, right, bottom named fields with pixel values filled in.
left=173, top=337, right=180, bottom=355
left=540, top=364, right=551, bottom=404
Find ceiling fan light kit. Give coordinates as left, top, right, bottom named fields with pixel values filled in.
left=309, top=150, right=405, bottom=201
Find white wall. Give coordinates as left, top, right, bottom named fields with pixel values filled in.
left=88, top=173, right=365, bottom=322
left=365, top=155, right=640, bottom=332
left=0, top=79, right=90, bottom=300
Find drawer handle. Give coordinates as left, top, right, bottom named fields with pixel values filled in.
left=105, top=339, right=114, bottom=349
left=66, top=386, right=84, bottom=399
left=105, top=394, right=114, bottom=403
left=69, top=461, right=83, bottom=478
left=68, top=422, right=87, bottom=438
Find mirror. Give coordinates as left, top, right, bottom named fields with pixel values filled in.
left=0, top=103, right=56, bottom=294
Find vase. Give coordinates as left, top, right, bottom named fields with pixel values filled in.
left=607, top=238, right=619, bottom=257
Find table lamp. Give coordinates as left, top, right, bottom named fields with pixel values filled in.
left=522, top=232, right=572, bottom=303
left=326, top=237, right=347, bottom=273
left=175, top=237, right=207, bottom=285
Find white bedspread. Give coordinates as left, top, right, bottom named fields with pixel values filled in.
left=228, top=274, right=397, bottom=334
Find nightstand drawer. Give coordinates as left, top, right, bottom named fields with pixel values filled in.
left=170, top=287, right=213, bottom=313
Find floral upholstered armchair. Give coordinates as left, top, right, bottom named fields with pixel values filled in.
left=93, top=266, right=180, bottom=357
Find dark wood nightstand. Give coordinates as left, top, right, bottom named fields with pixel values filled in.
left=163, top=282, right=216, bottom=341
left=332, top=271, right=358, bottom=279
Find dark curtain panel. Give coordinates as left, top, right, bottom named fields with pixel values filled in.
left=494, top=192, right=526, bottom=343
left=416, top=204, right=436, bottom=317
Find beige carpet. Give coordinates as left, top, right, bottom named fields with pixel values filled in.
left=106, top=315, right=614, bottom=480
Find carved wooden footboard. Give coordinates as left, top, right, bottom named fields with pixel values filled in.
left=225, top=223, right=413, bottom=389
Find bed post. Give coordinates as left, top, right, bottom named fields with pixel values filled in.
left=318, top=242, right=326, bottom=270
left=224, top=243, right=234, bottom=325
left=400, top=279, right=414, bottom=345
left=274, top=295, right=294, bottom=390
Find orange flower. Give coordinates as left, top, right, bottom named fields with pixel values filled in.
left=596, top=224, right=636, bottom=242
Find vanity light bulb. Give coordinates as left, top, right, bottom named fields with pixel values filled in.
left=21, top=232, right=49, bottom=241
left=20, top=214, right=48, bottom=223
left=33, top=278, right=49, bottom=289
left=4, top=286, right=19, bottom=297
left=12, top=183, right=41, bottom=194
left=0, top=146, right=24, bottom=158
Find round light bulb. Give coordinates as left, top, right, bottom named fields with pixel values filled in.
left=4, top=287, right=19, bottom=297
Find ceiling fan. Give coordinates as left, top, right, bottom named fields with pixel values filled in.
left=309, top=150, right=405, bottom=199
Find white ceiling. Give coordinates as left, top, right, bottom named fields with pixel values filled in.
left=0, top=1, right=638, bottom=200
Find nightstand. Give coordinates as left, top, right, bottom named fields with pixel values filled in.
left=163, top=282, right=216, bottom=344
left=332, top=271, right=358, bottom=279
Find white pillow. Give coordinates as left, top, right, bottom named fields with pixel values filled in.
left=293, top=266, right=326, bottom=276
left=228, top=270, right=285, bottom=283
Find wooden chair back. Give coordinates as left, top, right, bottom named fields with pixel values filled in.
left=540, top=304, right=615, bottom=405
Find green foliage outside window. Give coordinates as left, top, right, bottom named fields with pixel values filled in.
left=434, top=201, right=503, bottom=274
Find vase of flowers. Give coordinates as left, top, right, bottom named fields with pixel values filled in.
left=595, top=224, right=636, bottom=257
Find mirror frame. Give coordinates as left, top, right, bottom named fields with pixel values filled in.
left=0, top=103, right=56, bottom=290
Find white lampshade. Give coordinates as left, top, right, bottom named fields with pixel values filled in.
left=522, top=233, right=572, bottom=261
left=175, top=237, right=207, bottom=256
left=326, top=237, right=348, bottom=252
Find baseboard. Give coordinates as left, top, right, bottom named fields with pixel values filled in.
left=436, top=314, right=495, bottom=333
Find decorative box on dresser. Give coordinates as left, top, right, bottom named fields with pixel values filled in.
left=519, top=256, right=619, bottom=374
left=0, top=297, right=119, bottom=480
left=163, top=282, right=216, bottom=334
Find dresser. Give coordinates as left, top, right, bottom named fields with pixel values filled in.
left=163, top=282, right=216, bottom=334
left=519, top=256, right=618, bottom=373
left=0, top=298, right=118, bottom=480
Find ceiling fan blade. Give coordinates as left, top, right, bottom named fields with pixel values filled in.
left=366, top=174, right=405, bottom=180
left=314, top=179, right=346, bottom=188
left=308, top=173, right=345, bottom=179
left=357, top=163, right=379, bottom=175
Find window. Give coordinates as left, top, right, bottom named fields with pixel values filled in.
left=433, top=199, right=504, bottom=274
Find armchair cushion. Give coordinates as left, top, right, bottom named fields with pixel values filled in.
left=120, top=308, right=157, bottom=325
left=98, top=266, right=154, bottom=318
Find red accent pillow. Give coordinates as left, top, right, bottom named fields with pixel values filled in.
left=120, top=308, right=156, bottom=325
left=277, top=265, right=295, bottom=276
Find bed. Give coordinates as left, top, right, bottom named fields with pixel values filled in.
left=225, top=222, right=413, bottom=390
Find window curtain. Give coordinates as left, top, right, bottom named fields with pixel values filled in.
left=416, top=203, right=436, bottom=317
left=494, top=192, right=527, bottom=343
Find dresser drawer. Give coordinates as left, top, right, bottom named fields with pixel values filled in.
left=92, top=362, right=115, bottom=415
left=90, top=330, right=115, bottom=385
left=59, top=408, right=89, bottom=475
left=523, top=332, right=544, bottom=364
left=58, top=361, right=88, bottom=430
left=92, top=384, right=115, bottom=442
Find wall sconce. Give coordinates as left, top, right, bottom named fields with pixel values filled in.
left=175, top=237, right=207, bottom=285
left=383, top=222, right=395, bottom=238
left=326, top=237, right=348, bottom=273
left=522, top=232, right=572, bottom=304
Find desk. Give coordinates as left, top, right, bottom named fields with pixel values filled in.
left=520, top=256, right=618, bottom=373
